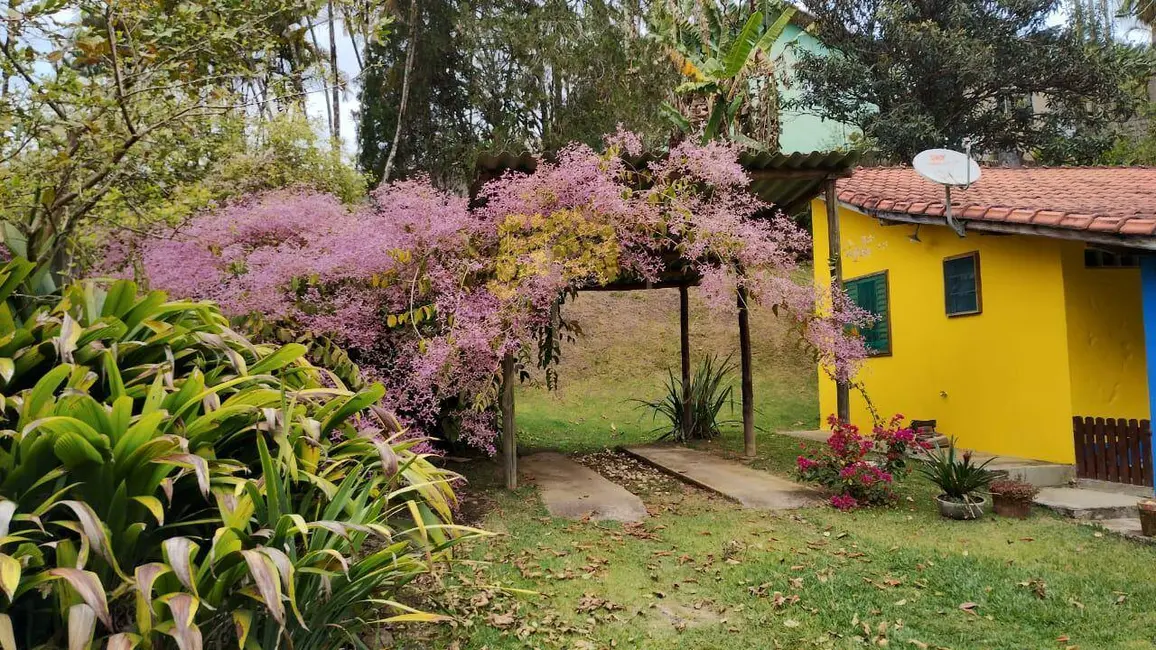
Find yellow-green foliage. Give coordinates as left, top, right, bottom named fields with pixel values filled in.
left=491, top=208, right=620, bottom=300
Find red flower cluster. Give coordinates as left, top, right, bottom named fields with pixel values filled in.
left=795, top=414, right=917, bottom=511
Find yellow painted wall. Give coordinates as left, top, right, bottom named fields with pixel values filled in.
left=1060, top=243, right=1150, bottom=420
left=813, top=200, right=1078, bottom=463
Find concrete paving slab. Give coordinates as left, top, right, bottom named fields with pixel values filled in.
left=1034, top=487, right=1143, bottom=520
left=520, top=452, right=647, bottom=522
left=622, top=445, right=823, bottom=510
left=1091, top=518, right=1155, bottom=544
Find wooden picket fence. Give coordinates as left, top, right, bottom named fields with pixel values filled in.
left=1072, top=416, right=1153, bottom=487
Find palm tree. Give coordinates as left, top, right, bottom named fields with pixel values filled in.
left=648, top=0, right=797, bottom=149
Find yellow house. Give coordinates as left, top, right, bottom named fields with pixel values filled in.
left=812, top=166, right=1156, bottom=488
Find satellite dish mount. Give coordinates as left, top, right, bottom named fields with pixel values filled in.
left=912, top=142, right=981, bottom=238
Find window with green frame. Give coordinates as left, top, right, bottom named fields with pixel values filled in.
left=844, top=271, right=891, bottom=355
left=943, top=252, right=981, bottom=317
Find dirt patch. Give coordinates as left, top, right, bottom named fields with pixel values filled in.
left=641, top=599, right=730, bottom=632
left=572, top=449, right=692, bottom=497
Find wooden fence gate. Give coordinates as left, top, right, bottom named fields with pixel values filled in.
left=1072, top=416, right=1153, bottom=487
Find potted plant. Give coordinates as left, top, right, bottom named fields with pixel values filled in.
left=989, top=479, right=1039, bottom=518
left=1139, top=499, right=1156, bottom=537
left=917, top=440, right=995, bottom=520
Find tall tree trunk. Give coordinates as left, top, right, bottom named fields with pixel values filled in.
left=308, top=16, right=334, bottom=138
left=382, top=0, right=419, bottom=183
left=328, top=0, right=341, bottom=142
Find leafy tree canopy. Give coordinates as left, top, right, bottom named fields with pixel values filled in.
left=792, top=0, right=1155, bottom=162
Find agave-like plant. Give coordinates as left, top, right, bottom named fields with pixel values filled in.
left=636, top=354, right=737, bottom=442
left=0, top=258, right=482, bottom=650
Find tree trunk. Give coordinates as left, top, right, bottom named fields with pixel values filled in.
left=328, top=0, right=341, bottom=142
left=382, top=0, right=419, bottom=183
left=308, top=16, right=334, bottom=138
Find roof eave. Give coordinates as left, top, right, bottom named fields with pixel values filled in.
left=844, top=203, right=1156, bottom=252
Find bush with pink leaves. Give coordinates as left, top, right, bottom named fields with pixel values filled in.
left=116, top=132, right=873, bottom=455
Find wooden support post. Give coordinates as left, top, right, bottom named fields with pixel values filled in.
left=679, top=285, right=692, bottom=441
left=737, top=286, right=755, bottom=457
left=826, top=179, right=851, bottom=424
left=501, top=353, right=517, bottom=490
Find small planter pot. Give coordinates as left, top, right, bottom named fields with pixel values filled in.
left=935, top=494, right=987, bottom=520
left=992, top=494, right=1033, bottom=519
left=1139, top=500, right=1156, bottom=537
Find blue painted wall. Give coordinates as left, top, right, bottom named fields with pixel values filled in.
left=771, top=23, right=859, bottom=153
left=1139, top=256, right=1156, bottom=493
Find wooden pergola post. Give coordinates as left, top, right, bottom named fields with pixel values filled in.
left=825, top=179, right=851, bottom=423
left=737, top=285, right=755, bottom=457
left=679, top=285, right=692, bottom=440
left=501, top=353, right=517, bottom=489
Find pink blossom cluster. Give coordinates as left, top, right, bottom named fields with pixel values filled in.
left=829, top=494, right=859, bottom=511
left=119, top=132, right=872, bottom=454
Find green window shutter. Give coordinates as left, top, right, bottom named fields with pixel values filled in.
left=944, top=253, right=980, bottom=316
left=844, top=272, right=890, bottom=355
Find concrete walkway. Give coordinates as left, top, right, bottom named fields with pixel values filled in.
left=622, top=445, right=823, bottom=510
left=520, top=452, right=648, bottom=522
left=1034, top=486, right=1144, bottom=520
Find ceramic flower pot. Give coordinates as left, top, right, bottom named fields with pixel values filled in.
left=936, top=494, right=987, bottom=520
left=1139, top=500, right=1156, bottom=537
left=992, top=494, right=1033, bottom=519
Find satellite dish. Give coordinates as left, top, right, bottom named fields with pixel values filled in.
left=912, top=148, right=981, bottom=237
left=913, top=149, right=981, bottom=187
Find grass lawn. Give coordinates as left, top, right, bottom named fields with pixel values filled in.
left=405, top=289, right=1156, bottom=649
left=514, top=288, right=819, bottom=452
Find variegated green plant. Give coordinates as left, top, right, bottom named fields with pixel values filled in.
left=0, top=258, right=482, bottom=650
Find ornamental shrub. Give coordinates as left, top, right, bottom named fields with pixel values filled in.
left=0, top=259, right=475, bottom=650
left=796, top=415, right=912, bottom=510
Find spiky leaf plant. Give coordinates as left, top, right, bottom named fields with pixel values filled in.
left=637, top=354, right=737, bottom=442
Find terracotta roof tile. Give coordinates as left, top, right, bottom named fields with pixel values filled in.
left=836, top=167, right=1156, bottom=239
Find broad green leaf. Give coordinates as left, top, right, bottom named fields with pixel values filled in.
left=249, top=343, right=306, bottom=375
left=0, top=258, right=34, bottom=304
left=753, top=6, right=796, bottom=55
left=0, top=358, right=12, bottom=384
left=719, top=11, right=763, bottom=79
left=53, top=431, right=104, bottom=467
left=132, top=496, right=165, bottom=526
left=101, top=281, right=139, bottom=318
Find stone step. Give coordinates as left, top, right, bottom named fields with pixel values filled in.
left=1033, top=487, right=1145, bottom=520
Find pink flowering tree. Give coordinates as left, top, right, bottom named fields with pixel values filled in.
left=117, top=131, right=870, bottom=454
